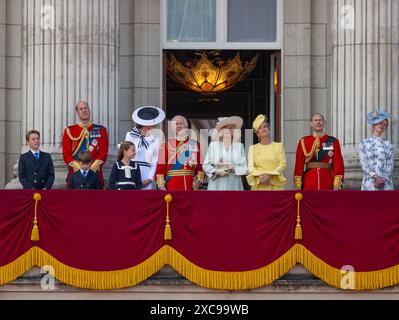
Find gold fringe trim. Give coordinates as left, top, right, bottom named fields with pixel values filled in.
left=0, top=247, right=166, bottom=289
left=164, top=245, right=297, bottom=290
left=295, top=244, right=399, bottom=290
left=0, top=245, right=398, bottom=290
left=0, top=249, right=36, bottom=285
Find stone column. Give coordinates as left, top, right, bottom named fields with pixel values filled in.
left=7, top=0, right=119, bottom=188
left=332, top=0, right=399, bottom=189
left=0, top=0, right=5, bottom=187
left=283, top=0, right=312, bottom=189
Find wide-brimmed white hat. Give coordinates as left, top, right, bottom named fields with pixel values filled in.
left=132, top=106, right=165, bottom=126
left=211, top=116, right=243, bottom=141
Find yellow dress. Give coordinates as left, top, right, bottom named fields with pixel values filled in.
left=246, top=142, right=287, bottom=190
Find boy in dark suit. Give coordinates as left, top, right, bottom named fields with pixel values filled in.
left=18, top=130, right=55, bottom=189
left=68, top=151, right=101, bottom=190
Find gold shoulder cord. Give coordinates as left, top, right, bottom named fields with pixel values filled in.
left=67, top=127, right=90, bottom=157
left=66, top=127, right=86, bottom=141
left=301, top=138, right=320, bottom=164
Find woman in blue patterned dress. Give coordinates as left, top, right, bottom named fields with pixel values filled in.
left=359, top=110, right=394, bottom=190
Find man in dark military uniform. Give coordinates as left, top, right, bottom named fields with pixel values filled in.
left=18, top=130, right=55, bottom=190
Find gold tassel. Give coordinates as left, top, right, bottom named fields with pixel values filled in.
left=31, top=224, right=40, bottom=242
left=294, top=193, right=303, bottom=240
left=31, top=193, right=42, bottom=242
left=295, top=224, right=302, bottom=240
left=164, top=194, right=173, bottom=241
left=164, top=224, right=172, bottom=241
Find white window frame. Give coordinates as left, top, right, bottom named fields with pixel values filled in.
left=160, top=0, right=283, bottom=50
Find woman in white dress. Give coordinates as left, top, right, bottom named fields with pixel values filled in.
left=203, top=116, right=248, bottom=190
left=125, top=106, right=165, bottom=190
left=359, top=110, right=394, bottom=190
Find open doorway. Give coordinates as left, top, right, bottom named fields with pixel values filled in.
left=162, top=50, right=281, bottom=189
left=163, top=50, right=281, bottom=142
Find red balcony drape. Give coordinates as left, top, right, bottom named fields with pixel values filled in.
left=0, top=190, right=398, bottom=290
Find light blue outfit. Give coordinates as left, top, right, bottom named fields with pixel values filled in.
left=359, top=136, right=394, bottom=190
left=203, top=141, right=248, bottom=190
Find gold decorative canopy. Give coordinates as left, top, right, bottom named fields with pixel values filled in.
left=166, top=51, right=259, bottom=100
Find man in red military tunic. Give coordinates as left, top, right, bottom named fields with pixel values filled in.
left=294, top=113, right=344, bottom=190
left=62, top=101, right=109, bottom=187
left=155, top=115, right=204, bottom=191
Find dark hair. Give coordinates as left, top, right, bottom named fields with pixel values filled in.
left=78, top=151, right=92, bottom=163
left=135, top=124, right=144, bottom=130
left=118, top=141, right=135, bottom=161
left=25, top=130, right=40, bottom=141
left=373, top=119, right=389, bottom=128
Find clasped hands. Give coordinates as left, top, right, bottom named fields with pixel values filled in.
left=259, top=173, right=272, bottom=185
left=213, top=165, right=234, bottom=179
left=193, top=178, right=203, bottom=190
left=374, top=175, right=386, bottom=189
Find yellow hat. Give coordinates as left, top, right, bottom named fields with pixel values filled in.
left=252, top=114, right=268, bottom=132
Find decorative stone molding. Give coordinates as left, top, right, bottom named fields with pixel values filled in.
left=7, top=0, right=120, bottom=189
left=332, top=0, right=399, bottom=189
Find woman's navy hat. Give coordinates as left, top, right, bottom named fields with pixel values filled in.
left=132, top=106, right=165, bottom=126
left=366, top=110, right=391, bottom=125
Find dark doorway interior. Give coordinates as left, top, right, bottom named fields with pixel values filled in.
left=164, top=50, right=274, bottom=134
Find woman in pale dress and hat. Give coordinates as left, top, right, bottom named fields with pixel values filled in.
left=359, top=110, right=394, bottom=190
left=203, top=116, right=248, bottom=190
left=246, top=115, right=287, bottom=190
left=125, top=106, right=165, bottom=190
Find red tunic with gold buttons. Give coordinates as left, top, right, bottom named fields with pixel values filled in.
left=155, top=137, right=203, bottom=191
left=62, top=122, right=109, bottom=187
left=294, top=134, right=344, bottom=190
